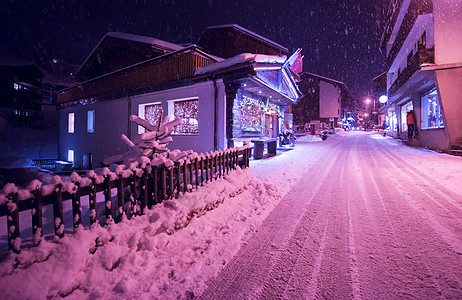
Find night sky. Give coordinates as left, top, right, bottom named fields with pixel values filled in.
left=0, top=0, right=389, bottom=99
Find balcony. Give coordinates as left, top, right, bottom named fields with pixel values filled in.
left=381, top=0, right=405, bottom=50
left=385, top=0, right=433, bottom=68
left=388, top=47, right=434, bottom=97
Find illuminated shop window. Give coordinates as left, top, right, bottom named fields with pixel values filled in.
left=168, top=98, right=199, bottom=135
left=138, top=102, right=162, bottom=134
left=68, top=113, right=75, bottom=133
left=87, top=110, right=95, bottom=133
left=241, top=103, right=263, bottom=132
left=421, top=88, right=444, bottom=129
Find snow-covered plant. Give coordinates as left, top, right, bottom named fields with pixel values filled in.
left=103, top=113, right=197, bottom=170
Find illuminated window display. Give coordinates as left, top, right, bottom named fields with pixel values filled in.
left=421, top=88, right=444, bottom=130
left=173, top=98, right=199, bottom=134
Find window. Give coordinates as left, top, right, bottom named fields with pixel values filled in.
left=421, top=88, right=444, bottom=129
left=87, top=110, right=95, bottom=133
left=13, top=83, right=19, bottom=90
left=68, top=113, right=75, bottom=133
left=168, top=98, right=198, bottom=134
left=68, top=150, right=74, bottom=163
left=138, top=102, right=162, bottom=134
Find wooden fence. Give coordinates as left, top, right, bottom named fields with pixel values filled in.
left=0, top=147, right=251, bottom=253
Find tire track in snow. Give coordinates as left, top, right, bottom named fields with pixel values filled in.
left=200, top=140, right=345, bottom=299
left=361, top=135, right=462, bottom=298
left=370, top=138, right=462, bottom=254
left=257, top=142, right=355, bottom=299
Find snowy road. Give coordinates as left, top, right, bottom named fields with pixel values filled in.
left=201, top=132, right=462, bottom=299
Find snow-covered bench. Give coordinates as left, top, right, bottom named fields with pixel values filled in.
left=251, top=138, right=278, bottom=159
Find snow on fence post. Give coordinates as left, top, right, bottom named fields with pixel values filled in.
left=116, top=173, right=125, bottom=219
left=103, top=171, right=113, bottom=222
left=5, top=184, right=20, bottom=253
left=140, top=169, right=148, bottom=214
left=52, top=177, right=64, bottom=238
left=88, top=174, right=98, bottom=225
left=70, top=176, right=82, bottom=229
left=31, top=182, right=43, bottom=245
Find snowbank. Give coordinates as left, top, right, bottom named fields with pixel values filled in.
left=0, top=167, right=281, bottom=299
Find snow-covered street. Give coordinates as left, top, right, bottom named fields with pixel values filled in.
left=202, top=132, right=462, bottom=299
left=1, top=131, right=462, bottom=299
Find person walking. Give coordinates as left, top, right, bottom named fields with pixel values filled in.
left=406, top=110, right=415, bottom=139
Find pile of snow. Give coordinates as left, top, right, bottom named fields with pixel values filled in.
left=0, top=166, right=281, bottom=299
left=195, top=53, right=287, bottom=75
left=295, top=134, right=323, bottom=142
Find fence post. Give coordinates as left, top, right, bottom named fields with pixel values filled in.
left=183, top=162, right=188, bottom=194
left=168, top=167, right=174, bottom=199
left=31, top=185, right=43, bottom=245
left=129, top=173, right=137, bottom=216
left=116, top=174, right=125, bottom=220
left=205, top=153, right=210, bottom=182
left=53, top=181, right=64, bottom=238
left=147, top=168, right=154, bottom=209
left=176, top=162, right=181, bottom=198
left=189, top=160, right=193, bottom=191
left=103, top=174, right=113, bottom=222
left=89, top=177, right=97, bottom=224
left=161, top=165, right=167, bottom=201
left=219, top=152, right=222, bottom=178
left=71, top=181, right=81, bottom=229
left=6, top=185, right=20, bottom=253
left=195, top=158, right=199, bottom=189
left=140, top=169, right=148, bottom=214
left=201, top=157, right=205, bottom=186
left=153, top=166, right=159, bottom=204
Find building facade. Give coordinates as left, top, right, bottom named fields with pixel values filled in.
left=57, top=26, right=301, bottom=169
left=381, top=0, right=462, bottom=150
left=293, top=72, right=355, bottom=130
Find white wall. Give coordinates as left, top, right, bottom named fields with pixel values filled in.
left=130, top=80, right=226, bottom=154
left=434, top=0, right=462, bottom=64
left=319, top=81, right=340, bottom=119
left=59, top=99, right=129, bottom=168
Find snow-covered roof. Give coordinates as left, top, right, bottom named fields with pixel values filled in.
left=76, top=32, right=184, bottom=77
left=195, top=53, right=287, bottom=76
left=204, top=24, right=288, bottom=52
left=105, top=32, right=184, bottom=52
left=301, top=71, right=346, bottom=86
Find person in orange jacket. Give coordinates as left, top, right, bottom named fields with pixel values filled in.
left=406, top=110, right=415, bottom=139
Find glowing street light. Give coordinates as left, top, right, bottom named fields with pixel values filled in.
left=379, top=95, right=388, bottom=104
left=364, top=113, right=369, bottom=117
left=365, top=98, right=371, bottom=104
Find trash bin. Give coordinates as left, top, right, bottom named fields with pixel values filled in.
left=310, top=124, right=316, bottom=135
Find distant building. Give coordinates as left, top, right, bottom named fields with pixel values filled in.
left=380, top=0, right=462, bottom=150
left=0, top=61, right=61, bottom=159
left=57, top=26, right=301, bottom=168
left=293, top=72, right=355, bottom=130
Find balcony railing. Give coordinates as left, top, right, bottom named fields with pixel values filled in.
left=388, top=47, right=434, bottom=97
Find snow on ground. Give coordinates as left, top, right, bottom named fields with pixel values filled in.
left=1, top=131, right=462, bottom=299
